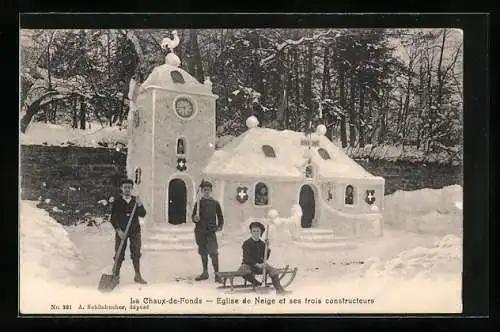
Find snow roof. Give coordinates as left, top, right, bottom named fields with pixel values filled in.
left=141, top=63, right=216, bottom=98
left=203, top=127, right=383, bottom=182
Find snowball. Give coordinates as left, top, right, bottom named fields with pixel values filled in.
left=245, top=116, right=259, bottom=129
left=370, top=205, right=380, bottom=212
left=316, top=124, right=327, bottom=136
left=108, top=196, right=115, bottom=203
left=44, top=199, right=51, bottom=204
left=208, top=142, right=214, bottom=148
left=165, top=53, right=181, bottom=67
left=267, top=209, right=279, bottom=219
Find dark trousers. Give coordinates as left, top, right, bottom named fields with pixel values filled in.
left=237, top=263, right=280, bottom=278
left=194, top=231, right=219, bottom=274
left=114, top=230, right=142, bottom=263
left=194, top=231, right=218, bottom=256
left=237, top=263, right=283, bottom=291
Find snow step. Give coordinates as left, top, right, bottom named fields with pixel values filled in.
left=292, top=241, right=358, bottom=250
left=149, top=224, right=194, bottom=234
left=143, top=243, right=198, bottom=252
left=299, top=228, right=335, bottom=235
left=146, top=236, right=193, bottom=244
left=143, top=240, right=229, bottom=252
left=298, top=234, right=354, bottom=242
left=146, top=232, right=194, bottom=242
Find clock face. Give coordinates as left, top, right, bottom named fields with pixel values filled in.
left=175, top=98, right=195, bottom=118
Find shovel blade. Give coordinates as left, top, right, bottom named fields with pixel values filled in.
left=98, top=274, right=119, bottom=292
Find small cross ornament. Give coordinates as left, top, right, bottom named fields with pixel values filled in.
left=236, top=186, right=249, bottom=203
left=177, top=157, right=187, bottom=171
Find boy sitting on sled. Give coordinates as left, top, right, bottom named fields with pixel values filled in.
left=237, top=221, right=288, bottom=295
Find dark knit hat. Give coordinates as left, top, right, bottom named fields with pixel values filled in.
left=120, top=178, right=134, bottom=186
left=200, top=180, right=212, bottom=189
left=249, top=221, right=265, bottom=234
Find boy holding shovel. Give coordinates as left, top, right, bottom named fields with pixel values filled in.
left=110, top=178, right=147, bottom=284
left=192, top=180, right=224, bottom=283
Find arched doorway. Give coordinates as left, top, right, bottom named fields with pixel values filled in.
left=299, top=184, right=315, bottom=228
left=168, top=178, right=187, bottom=224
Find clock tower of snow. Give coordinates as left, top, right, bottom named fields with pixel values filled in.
left=126, top=31, right=218, bottom=228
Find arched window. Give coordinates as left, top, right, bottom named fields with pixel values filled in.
left=254, top=182, right=269, bottom=206
left=317, top=148, right=331, bottom=160
left=135, top=168, right=142, bottom=184
left=262, top=145, right=276, bottom=158
left=305, top=165, right=314, bottom=178
left=345, top=185, right=354, bottom=205
left=170, top=71, right=185, bottom=84
left=176, top=138, right=186, bottom=155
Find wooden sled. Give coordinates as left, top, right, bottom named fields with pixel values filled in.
left=216, top=265, right=298, bottom=292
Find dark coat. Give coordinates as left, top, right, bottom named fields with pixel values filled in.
left=110, top=195, right=147, bottom=234
left=192, top=197, right=224, bottom=232
left=241, top=237, right=271, bottom=266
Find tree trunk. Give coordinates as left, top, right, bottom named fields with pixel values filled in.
left=20, top=91, right=60, bottom=133
left=321, top=45, right=333, bottom=140
left=190, top=29, right=204, bottom=83
left=358, top=86, right=365, bottom=148
left=416, top=61, right=425, bottom=148
left=294, top=48, right=300, bottom=130
left=338, top=69, right=348, bottom=148
left=377, top=89, right=388, bottom=145
left=348, top=77, right=357, bottom=147
left=72, top=95, right=78, bottom=129
left=303, top=41, right=314, bottom=124
left=79, top=95, right=86, bottom=129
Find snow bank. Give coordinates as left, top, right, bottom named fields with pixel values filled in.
left=20, top=122, right=127, bottom=148
left=20, top=201, right=83, bottom=284
left=362, top=234, right=462, bottom=279
left=383, top=185, right=463, bottom=235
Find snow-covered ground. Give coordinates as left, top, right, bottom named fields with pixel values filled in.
left=19, top=186, right=462, bottom=314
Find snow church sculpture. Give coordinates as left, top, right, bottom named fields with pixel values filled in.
left=126, top=31, right=218, bottom=229
left=127, top=30, right=385, bottom=241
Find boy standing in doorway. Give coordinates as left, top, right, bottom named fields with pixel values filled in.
left=192, top=180, right=224, bottom=283
left=110, top=178, right=147, bottom=284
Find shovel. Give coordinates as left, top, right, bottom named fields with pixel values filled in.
left=98, top=202, right=137, bottom=292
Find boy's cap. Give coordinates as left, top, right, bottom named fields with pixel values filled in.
left=120, top=178, right=134, bottom=186
left=249, top=221, right=265, bottom=234
left=200, top=180, right=212, bottom=188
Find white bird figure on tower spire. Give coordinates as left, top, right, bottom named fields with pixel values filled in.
left=161, top=30, right=180, bottom=52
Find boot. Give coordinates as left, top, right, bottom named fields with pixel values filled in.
left=195, top=255, right=209, bottom=281
left=132, top=259, right=147, bottom=284
left=210, top=253, right=223, bottom=283
left=271, top=276, right=289, bottom=295
left=245, top=274, right=262, bottom=287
